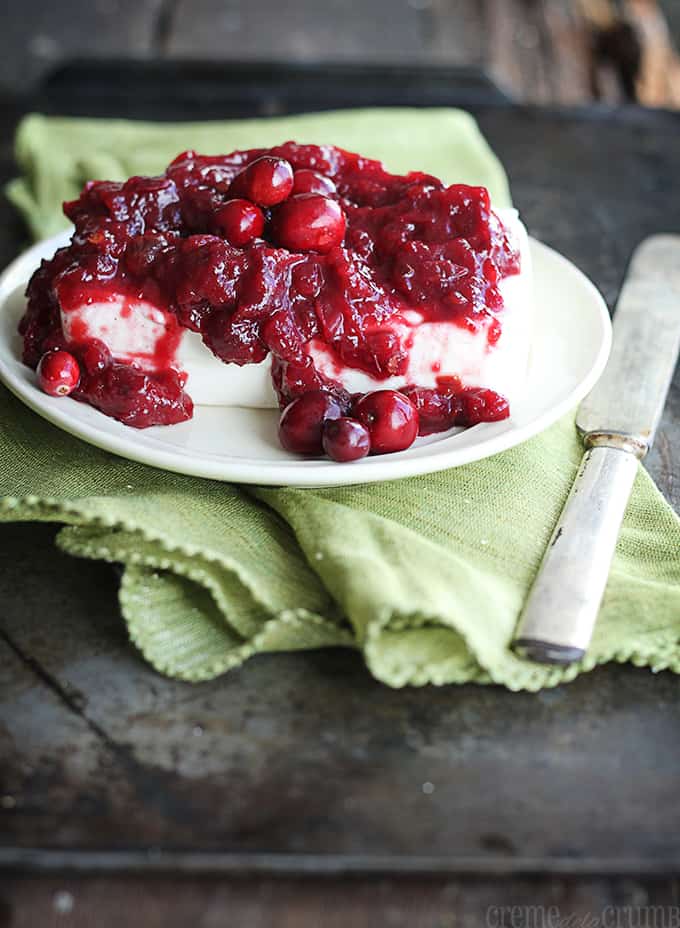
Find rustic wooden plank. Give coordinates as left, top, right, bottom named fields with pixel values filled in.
left=163, top=0, right=680, bottom=107
left=0, top=635, right=137, bottom=849
left=627, top=0, right=680, bottom=106
left=0, top=0, right=161, bottom=92
left=400, top=0, right=486, bottom=67
left=166, top=0, right=430, bottom=63
left=1, top=105, right=680, bottom=867
left=1, top=522, right=679, bottom=865
left=482, top=0, right=609, bottom=104
left=437, top=0, right=680, bottom=107
left=2, top=874, right=679, bottom=928
left=3, top=0, right=680, bottom=109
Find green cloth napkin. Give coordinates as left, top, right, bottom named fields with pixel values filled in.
left=2, top=108, right=679, bottom=691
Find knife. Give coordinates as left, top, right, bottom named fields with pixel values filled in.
left=513, top=235, right=680, bottom=664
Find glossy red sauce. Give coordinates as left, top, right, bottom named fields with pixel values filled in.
left=20, top=143, right=519, bottom=430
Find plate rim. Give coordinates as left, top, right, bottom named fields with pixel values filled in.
left=0, top=230, right=612, bottom=487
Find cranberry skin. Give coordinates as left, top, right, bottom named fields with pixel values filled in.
left=460, top=388, right=510, bottom=425
left=353, top=390, right=419, bottom=454
left=214, top=199, right=265, bottom=246
left=230, top=156, right=294, bottom=207
left=37, top=350, right=81, bottom=397
left=402, top=386, right=461, bottom=436
left=76, top=339, right=112, bottom=376
left=322, top=417, right=370, bottom=463
left=272, top=194, right=346, bottom=254
left=292, top=169, right=337, bottom=197
left=278, top=390, right=343, bottom=455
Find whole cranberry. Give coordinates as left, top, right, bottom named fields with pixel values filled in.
left=214, top=199, right=265, bottom=246
left=278, top=390, right=343, bottom=455
left=37, top=350, right=81, bottom=397
left=322, top=417, right=370, bottom=462
left=272, top=194, right=346, bottom=253
left=230, top=156, right=294, bottom=207
left=292, top=169, right=337, bottom=197
left=353, top=390, right=419, bottom=454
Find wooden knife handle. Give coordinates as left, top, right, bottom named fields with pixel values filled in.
left=512, top=444, right=639, bottom=664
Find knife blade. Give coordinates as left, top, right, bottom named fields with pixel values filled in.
left=513, top=235, right=680, bottom=664
left=577, top=236, right=680, bottom=448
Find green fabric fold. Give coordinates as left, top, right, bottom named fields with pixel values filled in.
left=2, top=108, right=678, bottom=690
left=7, top=108, right=511, bottom=239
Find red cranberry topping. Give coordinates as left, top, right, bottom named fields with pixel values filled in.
left=37, top=350, right=81, bottom=397
left=460, top=388, right=510, bottom=425
left=75, top=338, right=112, bottom=376
left=278, top=389, right=343, bottom=455
left=42, top=331, right=70, bottom=355
left=322, top=417, right=371, bottom=462
left=20, top=142, right=520, bottom=435
left=292, top=169, right=337, bottom=197
left=402, top=382, right=510, bottom=434
left=76, top=364, right=193, bottom=429
left=230, top=156, right=294, bottom=207
left=353, top=390, right=419, bottom=454
left=401, top=385, right=462, bottom=436
left=272, top=194, right=346, bottom=253
left=214, top=199, right=265, bottom=246
left=124, top=232, right=177, bottom=277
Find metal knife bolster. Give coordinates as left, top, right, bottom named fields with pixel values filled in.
left=513, top=235, right=680, bottom=665
left=581, top=429, right=648, bottom=459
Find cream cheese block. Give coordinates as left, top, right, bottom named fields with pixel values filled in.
left=57, top=208, right=531, bottom=409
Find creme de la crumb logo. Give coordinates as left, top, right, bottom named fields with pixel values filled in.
left=486, top=906, right=680, bottom=928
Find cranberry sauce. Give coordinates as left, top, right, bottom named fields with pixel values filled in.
left=20, top=142, right=519, bottom=431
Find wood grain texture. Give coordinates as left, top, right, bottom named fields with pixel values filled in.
left=166, top=0, right=430, bottom=62
left=3, top=0, right=680, bottom=108
left=0, top=0, right=162, bottom=91
left=1, top=513, right=679, bottom=864
left=619, top=0, right=680, bottom=106
left=483, top=0, right=594, bottom=103
left=1, top=104, right=679, bottom=880
left=2, top=874, right=679, bottom=928
left=163, top=0, right=486, bottom=68
left=164, top=0, right=680, bottom=105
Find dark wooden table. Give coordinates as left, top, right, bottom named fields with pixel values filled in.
left=4, top=0, right=680, bottom=109
left=1, top=70, right=679, bottom=925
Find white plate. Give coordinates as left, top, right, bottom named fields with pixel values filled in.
left=0, top=231, right=611, bottom=487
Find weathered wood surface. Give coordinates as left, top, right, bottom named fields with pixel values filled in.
left=1, top=97, right=679, bottom=893
left=2, top=61, right=680, bottom=924
left=4, top=523, right=678, bottom=863
left=2, top=874, right=680, bottom=927
left=0, top=0, right=162, bottom=92
left=3, top=0, right=680, bottom=107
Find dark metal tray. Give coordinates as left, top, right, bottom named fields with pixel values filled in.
left=1, top=63, right=679, bottom=877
